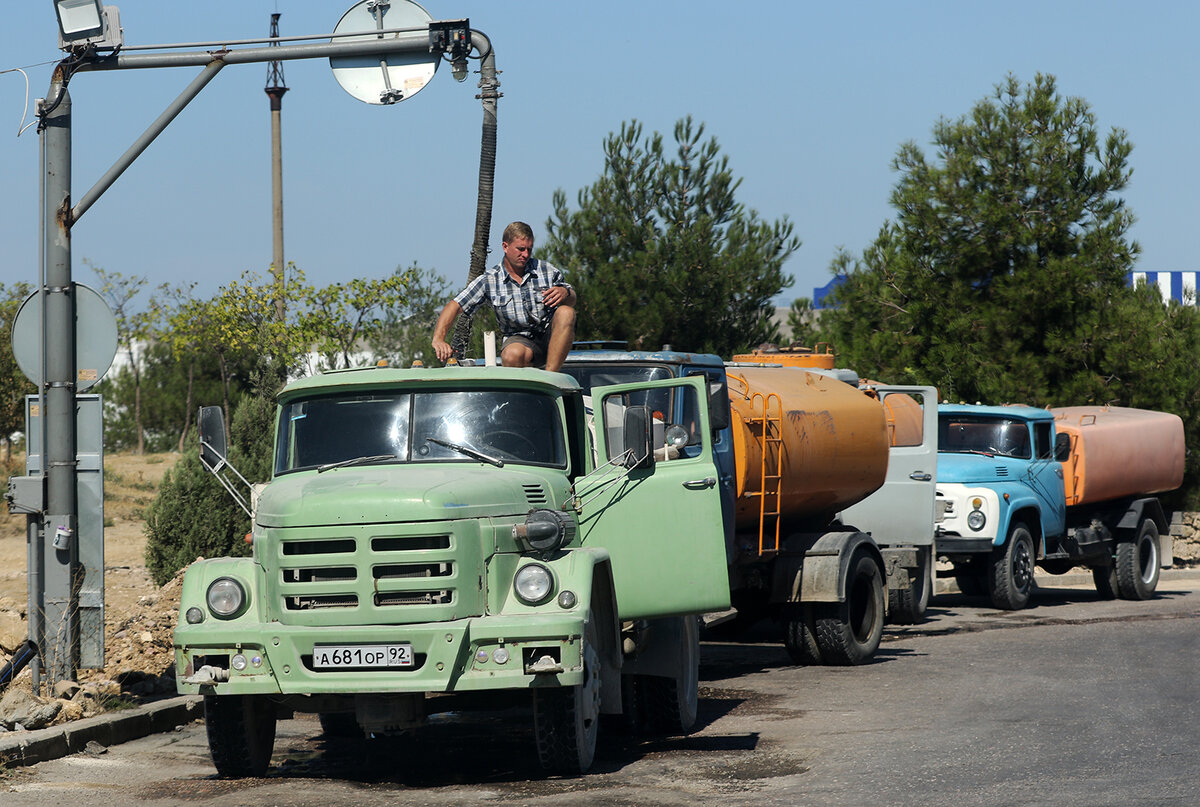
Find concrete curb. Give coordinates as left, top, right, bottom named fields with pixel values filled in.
left=0, top=695, right=202, bottom=768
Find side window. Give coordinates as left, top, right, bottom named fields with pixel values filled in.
left=1034, top=422, right=1053, bottom=459
left=882, top=391, right=926, bottom=448
left=600, top=384, right=704, bottom=463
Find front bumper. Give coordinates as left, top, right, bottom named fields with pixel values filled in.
left=175, top=613, right=585, bottom=696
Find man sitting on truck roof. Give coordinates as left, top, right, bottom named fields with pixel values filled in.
left=431, top=221, right=577, bottom=372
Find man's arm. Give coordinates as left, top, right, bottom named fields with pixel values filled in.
left=430, top=299, right=463, bottom=363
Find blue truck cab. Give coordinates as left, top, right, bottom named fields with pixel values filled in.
left=934, top=403, right=1171, bottom=609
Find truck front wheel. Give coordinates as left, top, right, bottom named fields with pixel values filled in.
left=1116, top=519, right=1161, bottom=600
left=813, top=549, right=885, bottom=665
left=990, top=524, right=1034, bottom=610
left=204, top=694, right=277, bottom=778
left=638, top=615, right=700, bottom=734
left=534, top=614, right=603, bottom=774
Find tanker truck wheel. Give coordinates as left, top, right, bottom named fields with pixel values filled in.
left=783, top=605, right=822, bottom=665
left=204, top=694, right=277, bottom=778
left=813, top=549, right=885, bottom=665
left=1116, top=519, right=1161, bottom=600
left=534, top=612, right=603, bottom=774
left=888, top=546, right=932, bottom=624
left=989, top=524, right=1034, bottom=610
left=639, top=615, right=700, bottom=734
left=1091, top=563, right=1119, bottom=599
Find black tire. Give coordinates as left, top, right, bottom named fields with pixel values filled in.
left=953, top=559, right=988, bottom=597
left=318, top=711, right=361, bottom=738
left=534, top=613, right=602, bottom=774
left=639, top=616, right=700, bottom=735
left=813, top=550, right=885, bottom=666
left=989, top=523, right=1035, bottom=610
left=888, top=546, right=932, bottom=625
left=783, top=605, right=822, bottom=665
left=1092, top=563, right=1118, bottom=599
left=1116, top=519, right=1161, bottom=600
left=204, top=694, right=277, bottom=778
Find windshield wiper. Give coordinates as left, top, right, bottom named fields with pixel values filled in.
left=425, top=436, right=504, bottom=468
left=316, top=454, right=398, bottom=473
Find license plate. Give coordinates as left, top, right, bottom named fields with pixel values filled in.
left=312, top=644, right=414, bottom=669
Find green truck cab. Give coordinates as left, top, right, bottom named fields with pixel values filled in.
left=173, top=365, right=729, bottom=776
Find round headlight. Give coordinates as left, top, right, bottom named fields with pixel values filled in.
left=514, top=564, right=554, bottom=604
left=207, top=577, right=247, bottom=618
left=967, top=510, right=987, bottom=531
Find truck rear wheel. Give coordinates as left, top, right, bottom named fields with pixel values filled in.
left=888, top=546, right=932, bottom=624
left=534, top=613, right=603, bottom=774
left=814, top=550, right=885, bottom=665
left=1091, top=564, right=1119, bottom=599
left=204, top=694, right=277, bottom=778
left=1116, top=519, right=1161, bottom=600
left=990, top=524, right=1034, bottom=610
left=639, top=615, right=700, bottom=734
left=783, top=605, right=822, bottom=665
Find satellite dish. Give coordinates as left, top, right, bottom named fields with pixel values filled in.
left=330, top=0, right=439, bottom=105
left=11, top=282, right=118, bottom=393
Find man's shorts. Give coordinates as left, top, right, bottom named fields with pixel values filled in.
left=502, top=333, right=550, bottom=367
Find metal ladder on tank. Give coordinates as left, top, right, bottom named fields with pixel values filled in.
left=747, top=390, right=784, bottom=555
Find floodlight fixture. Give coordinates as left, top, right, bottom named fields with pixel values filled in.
left=55, top=0, right=124, bottom=52
left=429, top=19, right=471, bottom=82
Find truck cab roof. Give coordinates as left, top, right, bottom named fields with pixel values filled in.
left=937, top=403, right=1054, bottom=423
left=565, top=346, right=724, bottom=368
left=279, top=365, right=582, bottom=401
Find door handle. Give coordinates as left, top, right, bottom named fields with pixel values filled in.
left=909, top=471, right=932, bottom=481
left=683, top=477, right=717, bottom=490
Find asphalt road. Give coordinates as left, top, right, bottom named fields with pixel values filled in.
left=5, top=572, right=1199, bottom=807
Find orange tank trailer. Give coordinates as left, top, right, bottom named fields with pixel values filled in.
left=1051, top=406, right=1184, bottom=507
left=730, top=344, right=836, bottom=370
left=724, top=365, right=890, bottom=530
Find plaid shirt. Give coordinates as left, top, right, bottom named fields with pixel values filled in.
left=454, top=258, right=572, bottom=339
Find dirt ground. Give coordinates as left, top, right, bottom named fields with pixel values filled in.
left=0, top=452, right=182, bottom=692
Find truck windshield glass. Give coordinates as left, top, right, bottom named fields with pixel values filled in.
left=562, top=364, right=675, bottom=420
left=275, top=390, right=566, bottom=474
left=938, top=415, right=1031, bottom=459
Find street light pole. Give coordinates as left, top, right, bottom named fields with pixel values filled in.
left=40, top=65, right=78, bottom=685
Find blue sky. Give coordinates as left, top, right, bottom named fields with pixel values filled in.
left=1, top=1, right=1197, bottom=311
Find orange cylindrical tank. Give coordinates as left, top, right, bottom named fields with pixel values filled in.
left=1052, top=406, right=1184, bottom=507
left=730, top=344, right=836, bottom=370
left=861, top=383, right=925, bottom=448
left=725, top=366, right=889, bottom=529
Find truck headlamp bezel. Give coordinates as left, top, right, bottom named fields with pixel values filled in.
left=206, top=576, right=248, bottom=619
left=967, top=509, right=987, bottom=531
left=514, top=563, right=554, bottom=605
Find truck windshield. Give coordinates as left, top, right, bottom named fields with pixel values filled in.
left=274, top=389, right=566, bottom=474
left=561, top=364, right=675, bottom=419
left=938, top=415, right=1031, bottom=459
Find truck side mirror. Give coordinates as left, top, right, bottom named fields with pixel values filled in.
left=198, top=406, right=228, bottom=472
left=622, top=405, right=655, bottom=469
left=1054, top=432, right=1071, bottom=462
left=707, top=381, right=730, bottom=431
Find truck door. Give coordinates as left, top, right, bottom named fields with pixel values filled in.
left=840, top=385, right=938, bottom=546
left=579, top=377, right=730, bottom=620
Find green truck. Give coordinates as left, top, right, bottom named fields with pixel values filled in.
left=173, top=364, right=730, bottom=776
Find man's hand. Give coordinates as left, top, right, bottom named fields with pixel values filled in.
left=432, top=337, right=454, bottom=363
left=541, top=285, right=573, bottom=308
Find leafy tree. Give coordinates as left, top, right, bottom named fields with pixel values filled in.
left=302, top=268, right=417, bottom=370
left=91, top=263, right=158, bottom=454
left=0, top=282, right=35, bottom=461
left=785, top=296, right=821, bottom=348
left=543, top=117, right=798, bottom=355
left=824, top=73, right=1141, bottom=405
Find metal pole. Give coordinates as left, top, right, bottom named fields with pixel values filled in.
left=41, top=68, right=78, bottom=685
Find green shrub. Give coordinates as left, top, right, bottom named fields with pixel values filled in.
left=143, top=384, right=277, bottom=586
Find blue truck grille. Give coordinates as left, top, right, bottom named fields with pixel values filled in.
left=267, top=521, right=485, bottom=626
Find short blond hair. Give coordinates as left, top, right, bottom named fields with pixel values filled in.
left=502, top=221, right=534, bottom=244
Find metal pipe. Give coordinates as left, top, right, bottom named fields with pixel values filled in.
left=76, top=33, right=431, bottom=72
left=450, top=30, right=500, bottom=359
left=71, top=60, right=225, bottom=224
left=40, top=67, right=77, bottom=685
